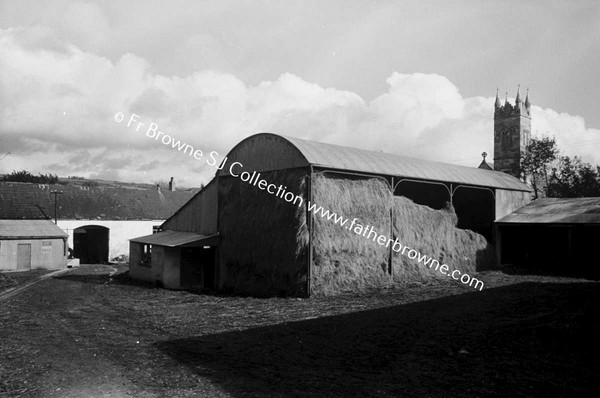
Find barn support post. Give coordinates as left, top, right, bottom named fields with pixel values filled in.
left=214, top=175, right=221, bottom=291
left=567, top=227, right=573, bottom=262
left=389, top=176, right=394, bottom=276
left=495, top=225, right=502, bottom=267
left=306, top=165, right=314, bottom=297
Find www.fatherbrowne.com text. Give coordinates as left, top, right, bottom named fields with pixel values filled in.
left=115, top=111, right=484, bottom=291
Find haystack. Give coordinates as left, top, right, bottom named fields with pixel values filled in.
left=392, top=196, right=494, bottom=283
left=311, top=174, right=393, bottom=295
left=311, top=174, right=495, bottom=295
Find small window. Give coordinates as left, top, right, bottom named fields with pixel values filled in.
left=41, top=241, right=53, bottom=254
left=140, top=244, right=152, bottom=267
left=153, top=226, right=161, bottom=234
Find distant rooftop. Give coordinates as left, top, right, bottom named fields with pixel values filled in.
left=0, top=219, right=68, bottom=239
left=0, top=180, right=199, bottom=220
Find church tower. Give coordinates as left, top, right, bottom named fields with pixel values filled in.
left=494, top=86, right=531, bottom=178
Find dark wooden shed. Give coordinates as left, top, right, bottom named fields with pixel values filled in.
left=496, top=197, right=600, bottom=278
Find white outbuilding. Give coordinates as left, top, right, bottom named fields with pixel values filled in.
left=0, top=220, right=68, bottom=271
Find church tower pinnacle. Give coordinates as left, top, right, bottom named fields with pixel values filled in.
left=493, top=87, right=531, bottom=179
left=495, top=89, right=502, bottom=108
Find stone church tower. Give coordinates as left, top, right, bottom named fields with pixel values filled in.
left=493, top=87, right=531, bottom=178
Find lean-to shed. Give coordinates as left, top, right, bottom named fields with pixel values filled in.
left=496, top=197, right=600, bottom=277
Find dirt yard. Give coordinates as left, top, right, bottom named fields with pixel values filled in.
left=1, top=265, right=599, bottom=397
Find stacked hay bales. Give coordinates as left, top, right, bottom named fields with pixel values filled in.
left=392, top=196, right=495, bottom=283
left=218, top=168, right=309, bottom=297
left=311, top=174, right=495, bottom=295
left=311, top=174, right=393, bottom=295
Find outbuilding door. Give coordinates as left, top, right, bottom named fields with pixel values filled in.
left=17, top=243, right=31, bottom=270
left=73, top=225, right=109, bottom=264
left=180, top=247, right=216, bottom=290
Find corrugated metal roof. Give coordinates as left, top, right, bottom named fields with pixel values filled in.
left=496, top=197, right=600, bottom=224
left=0, top=220, right=68, bottom=239
left=245, top=134, right=530, bottom=191
left=130, top=230, right=220, bottom=247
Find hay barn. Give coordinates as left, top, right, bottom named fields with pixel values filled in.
left=496, top=197, right=600, bottom=278
left=0, top=220, right=68, bottom=271
left=0, top=180, right=196, bottom=263
left=129, top=133, right=531, bottom=296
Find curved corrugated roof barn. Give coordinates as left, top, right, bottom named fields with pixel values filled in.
left=131, top=133, right=532, bottom=296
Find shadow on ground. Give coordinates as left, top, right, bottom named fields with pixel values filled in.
left=54, top=266, right=134, bottom=286
left=155, top=282, right=600, bottom=397
left=54, top=273, right=114, bottom=285
left=54, top=269, right=226, bottom=298
left=500, top=264, right=600, bottom=280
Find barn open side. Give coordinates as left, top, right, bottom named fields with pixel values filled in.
left=496, top=197, right=600, bottom=278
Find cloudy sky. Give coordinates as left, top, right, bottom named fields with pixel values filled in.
left=1, top=0, right=599, bottom=187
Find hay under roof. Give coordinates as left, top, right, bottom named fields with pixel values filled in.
left=496, top=197, right=600, bottom=225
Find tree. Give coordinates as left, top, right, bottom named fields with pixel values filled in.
left=2, top=170, right=59, bottom=184
left=547, top=156, right=600, bottom=197
left=521, top=137, right=600, bottom=198
left=521, top=137, right=559, bottom=199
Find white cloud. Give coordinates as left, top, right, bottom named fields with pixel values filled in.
left=59, top=1, right=111, bottom=51
left=1, top=27, right=598, bottom=187
left=531, top=107, right=600, bottom=165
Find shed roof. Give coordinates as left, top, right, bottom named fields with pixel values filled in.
left=223, top=133, right=531, bottom=192
left=496, top=197, right=600, bottom=225
left=0, top=220, right=68, bottom=239
left=130, top=230, right=220, bottom=247
left=0, top=182, right=197, bottom=220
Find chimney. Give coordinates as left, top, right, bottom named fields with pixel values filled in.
left=169, top=177, right=175, bottom=191
left=156, top=184, right=161, bottom=192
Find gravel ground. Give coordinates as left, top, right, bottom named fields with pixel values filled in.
left=0, top=273, right=16, bottom=291
left=0, top=270, right=55, bottom=293
left=0, top=265, right=599, bottom=397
